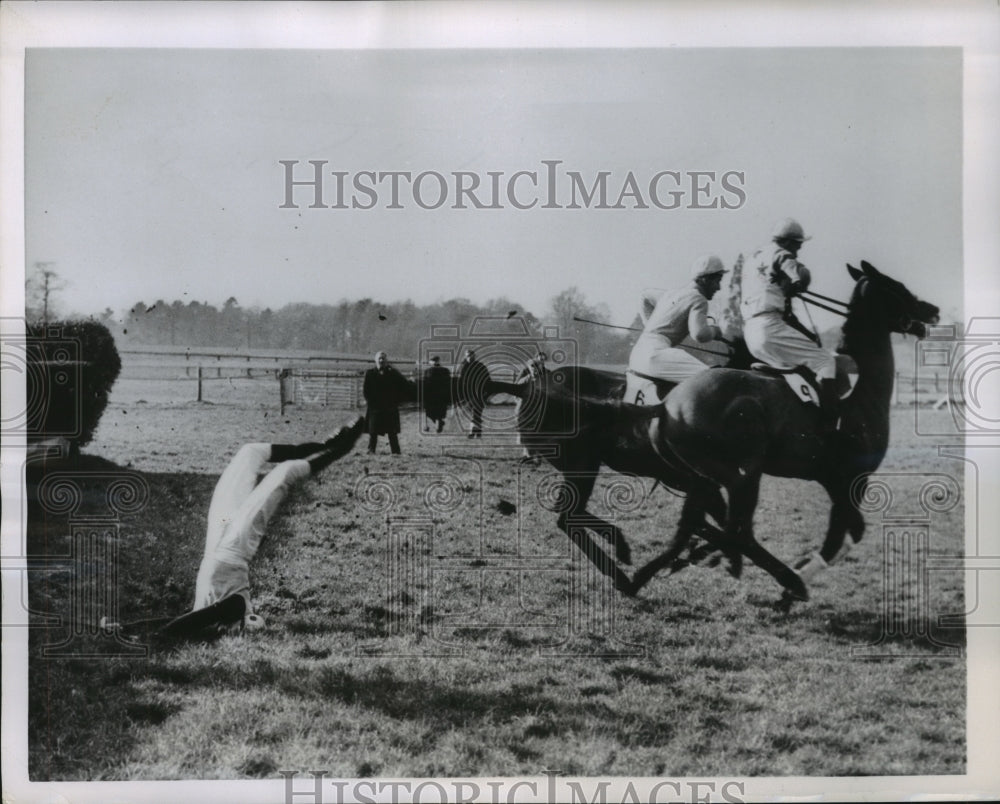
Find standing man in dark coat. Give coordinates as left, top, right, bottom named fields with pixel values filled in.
left=363, top=351, right=409, bottom=454
left=457, top=349, right=490, bottom=438
left=422, top=355, right=452, bottom=433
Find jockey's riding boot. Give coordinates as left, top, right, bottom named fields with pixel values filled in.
left=818, top=377, right=840, bottom=435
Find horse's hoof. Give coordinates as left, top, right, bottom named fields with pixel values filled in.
left=726, top=555, right=743, bottom=579
left=773, top=595, right=794, bottom=614
left=616, top=577, right=638, bottom=597
left=785, top=576, right=810, bottom=602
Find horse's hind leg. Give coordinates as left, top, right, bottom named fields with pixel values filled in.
left=627, top=493, right=705, bottom=595
left=686, top=485, right=735, bottom=568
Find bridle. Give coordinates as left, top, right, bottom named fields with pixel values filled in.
left=801, top=278, right=928, bottom=336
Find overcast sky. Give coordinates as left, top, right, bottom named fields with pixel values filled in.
left=25, top=46, right=962, bottom=329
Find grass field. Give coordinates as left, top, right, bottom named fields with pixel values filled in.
left=25, top=377, right=967, bottom=780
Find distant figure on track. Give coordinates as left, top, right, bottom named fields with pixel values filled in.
left=422, top=355, right=452, bottom=433
left=363, top=350, right=409, bottom=454
left=457, top=349, right=490, bottom=438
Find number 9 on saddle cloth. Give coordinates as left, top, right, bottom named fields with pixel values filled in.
left=625, top=353, right=858, bottom=408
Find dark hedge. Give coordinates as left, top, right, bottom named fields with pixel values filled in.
left=26, top=320, right=122, bottom=449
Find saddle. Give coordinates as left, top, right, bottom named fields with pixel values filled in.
left=750, top=354, right=858, bottom=407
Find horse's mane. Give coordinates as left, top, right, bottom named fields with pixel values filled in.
left=836, top=277, right=867, bottom=355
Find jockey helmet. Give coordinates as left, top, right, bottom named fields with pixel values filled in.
left=771, top=217, right=811, bottom=243
left=690, top=254, right=727, bottom=280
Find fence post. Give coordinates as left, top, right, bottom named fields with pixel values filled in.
left=197, top=366, right=203, bottom=402
left=278, top=368, right=289, bottom=414
left=893, top=371, right=900, bottom=406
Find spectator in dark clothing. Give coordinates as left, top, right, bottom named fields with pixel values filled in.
left=363, top=351, right=409, bottom=454
left=422, top=355, right=452, bottom=433
left=457, top=349, right=490, bottom=438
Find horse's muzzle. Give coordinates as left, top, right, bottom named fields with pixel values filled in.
left=908, top=302, right=940, bottom=338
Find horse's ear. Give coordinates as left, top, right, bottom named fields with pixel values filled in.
left=847, top=263, right=863, bottom=281
left=860, top=260, right=880, bottom=276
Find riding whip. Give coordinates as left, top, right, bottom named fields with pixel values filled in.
left=571, top=316, right=731, bottom=359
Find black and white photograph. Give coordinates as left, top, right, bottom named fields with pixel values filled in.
left=2, top=2, right=999, bottom=802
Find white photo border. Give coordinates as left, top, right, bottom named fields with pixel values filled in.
left=2, top=1, right=998, bottom=802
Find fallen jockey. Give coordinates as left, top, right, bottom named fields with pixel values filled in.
left=103, top=415, right=365, bottom=642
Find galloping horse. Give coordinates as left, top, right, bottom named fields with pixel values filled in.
left=483, top=357, right=738, bottom=593
left=629, top=261, right=940, bottom=603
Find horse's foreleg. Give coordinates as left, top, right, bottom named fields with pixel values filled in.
left=728, top=475, right=808, bottom=601
left=808, top=498, right=863, bottom=567
left=566, top=510, right=632, bottom=566
left=809, top=481, right=867, bottom=571
left=559, top=472, right=633, bottom=566
left=552, top=474, right=632, bottom=592
left=557, top=511, right=632, bottom=593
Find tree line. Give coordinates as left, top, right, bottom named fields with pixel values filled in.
left=76, top=289, right=636, bottom=365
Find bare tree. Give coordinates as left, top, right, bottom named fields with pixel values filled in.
left=26, top=262, right=67, bottom=324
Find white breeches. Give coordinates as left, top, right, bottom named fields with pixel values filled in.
left=628, top=337, right=711, bottom=384
left=195, top=444, right=311, bottom=610
left=744, top=313, right=836, bottom=381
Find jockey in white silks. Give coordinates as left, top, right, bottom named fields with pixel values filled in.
left=626, top=255, right=728, bottom=401
left=741, top=217, right=839, bottom=429
left=193, top=416, right=365, bottom=630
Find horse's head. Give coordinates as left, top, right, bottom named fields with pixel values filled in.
left=846, top=260, right=940, bottom=339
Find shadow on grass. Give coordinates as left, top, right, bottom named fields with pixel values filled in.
left=25, top=453, right=219, bottom=780
left=824, top=607, right=966, bottom=655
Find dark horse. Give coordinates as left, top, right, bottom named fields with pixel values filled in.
left=629, top=261, right=940, bottom=603
left=482, top=350, right=742, bottom=593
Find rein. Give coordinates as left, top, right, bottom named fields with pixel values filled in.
left=800, top=290, right=849, bottom=318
